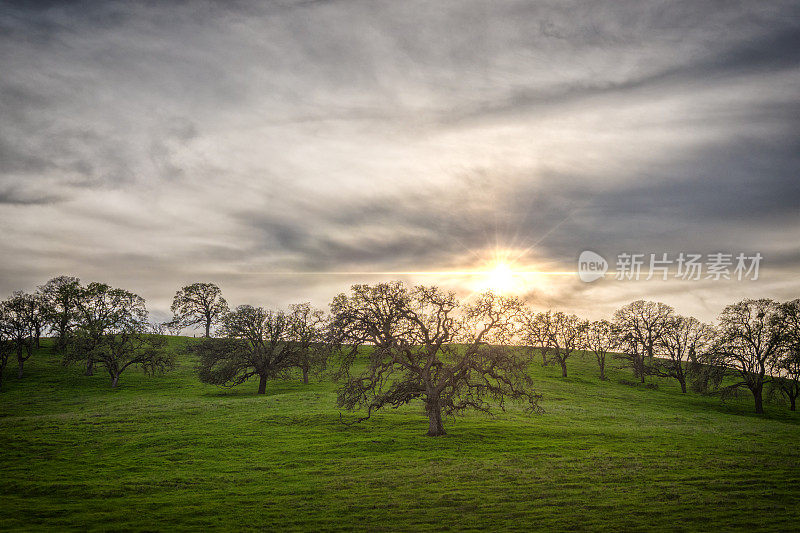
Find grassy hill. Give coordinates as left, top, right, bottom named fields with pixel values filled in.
left=1, top=338, right=799, bottom=531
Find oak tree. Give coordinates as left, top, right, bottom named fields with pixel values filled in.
left=287, top=302, right=330, bottom=384
left=713, top=299, right=783, bottom=414
left=195, top=305, right=294, bottom=394
left=331, top=282, right=540, bottom=437
left=39, top=276, right=82, bottom=352
left=651, top=315, right=712, bottom=393
left=1, top=292, right=37, bottom=378
left=585, top=319, right=615, bottom=381
left=613, top=300, right=675, bottom=382
left=169, top=282, right=229, bottom=337
left=545, top=312, right=588, bottom=378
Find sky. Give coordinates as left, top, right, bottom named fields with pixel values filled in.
left=1, top=0, right=799, bottom=328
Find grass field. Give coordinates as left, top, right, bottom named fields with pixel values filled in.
left=1, top=338, right=799, bottom=531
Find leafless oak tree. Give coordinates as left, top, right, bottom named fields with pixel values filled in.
left=519, top=309, right=554, bottom=366
left=0, top=307, right=13, bottom=391
left=585, top=319, right=615, bottom=381
left=67, top=282, right=172, bottom=386
left=331, top=282, right=540, bottom=436
left=39, top=276, right=82, bottom=353
left=195, top=305, right=294, bottom=394
left=775, top=299, right=800, bottom=410
left=713, top=299, right=783, bottom=414
left=613, top=300, right=675, bottom=383
left=169, top=282, right=229, bottom=337
left=1, top=291, right=37, bottom=378
left=651, top=315, right=712, bottom=393
left=287, top=302, right=330, bottom=384
left=545, top=312, right=588, bottom=378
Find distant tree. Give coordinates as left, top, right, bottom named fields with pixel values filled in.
left=287, top=302, right=330, bottom=384
left=651, top=315, right=712, bottom=393
left=169, top=283, right=229, bottom=337
left=331, top=282, right=540, bottom=437
left=613, top=300, right=675, bottom=383
left=520, top=310, right=554, bottom=366
left=1, top=292, right=37, bottom=378
left=545, top=312, right=588, bottom=378
left=775, top=299, right=800, bottom=411
left=70, top=321, right=173, bottom=388
left=0, top=308, right=13, bottom=391
left=585, top=319, right=615, bottom=381
left=39, top=276, right=82, bottom=352
left=713, top=299, right=783, bottom=414
left=69, top=282, right=148, bottom=377
left=195, top=305, right=294, bottom=394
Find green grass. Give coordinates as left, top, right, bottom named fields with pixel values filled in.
left=1, top=339, right=799, bottom=531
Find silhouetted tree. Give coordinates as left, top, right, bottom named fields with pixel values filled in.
left=195, top=305, right=294, bottom=394
left=613, top=300, right=675, bottom=382
left=331, top=282, right=540, bottom=436
left=546, top=312, right=587, bottom=378
left=287, top=302, right=330, bottom=384
left=1, top=291, right=37, bottom=378
left=713, top=299, right=783, bottom=414
left=650, top=315, right=712, bottom=393
left=585, top=319, right=615, bottom=381
left=169, top=282, right=229, bottom=337
left=39, top=276, right=82, bottom=352
left=775, top=299, right=800, bottom=410
left=69, top=282, right=148, bottom=377
left=520, top=309, right=553, bottom=366
left=0, top=308, right=13, bottom=391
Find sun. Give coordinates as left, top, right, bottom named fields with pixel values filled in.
left=485, top=262, right=516, bottom=294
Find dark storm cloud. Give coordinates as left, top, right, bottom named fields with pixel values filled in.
left=0, top=0, right=798, bottom=321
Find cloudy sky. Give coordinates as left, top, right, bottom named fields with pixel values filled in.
left=1, top=0, right=799, bottom=326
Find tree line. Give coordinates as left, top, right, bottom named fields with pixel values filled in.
left=1, top=277, right=799, bottom=435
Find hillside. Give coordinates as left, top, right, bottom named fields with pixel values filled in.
left=1, top=338, right=799, bottom=531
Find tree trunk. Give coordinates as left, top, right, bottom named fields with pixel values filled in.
left=679, top=378, right=687, bottom=394
left=205, top=321, right=211, bottom=338
left=85, top=358, right=94, bottom=376
left=790, top=395, right=796, bottom=412
left=599, top=363, right=605, bottom=381
left=302, top=367, right=309, bottom=384
left=111, top=374, right=119, bottom=388
left=17, top=359, right=23, bottom=379
left=753, top=386, right=764, bottom=414
left=560, top=360, right=568, bottom=378
left=426, top=399, right=446, bottom=437
left=257, top=374, right=267, bottom=394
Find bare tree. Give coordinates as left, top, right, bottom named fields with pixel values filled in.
left=195, top=305, right=294, bottom=394
left=546, top=312, right=587, bottom=378
left=169, top=282, right=229, bottom=337
left=585, top=319, right=615, bottom=381
left=651, top=315, right=712, bottom=393
left=39, top=276, right=82, bottom=353
left=613, top=300, right=675, bottom=383
left=69, top=316, right=173, bottom=388
left=331, top=282, right=540, bottom=437
left=519, top=309, right=554, bottom=366
left=775, top=299, right=800, bottom=410
left=0, top=308, right=13, bottom=391
left=1, top=292, right=37, bottom=378
left=287, top=302, right=330, bottom=384
left=69, top=282, right=149, bottom=377
left=713, top=299, right=783, bottom=414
